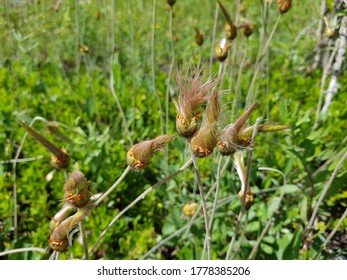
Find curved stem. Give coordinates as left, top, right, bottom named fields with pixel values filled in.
left=248, top=167, right=287, bottom=260
left=86, top=159, right=193, bottom=258
left=0, top=247, right=47, bottom=257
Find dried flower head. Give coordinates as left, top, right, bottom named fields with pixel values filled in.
left=277, top=0, right=292, bottom=14
left=49, top=215, right=76, bottom=252
left=190, top=92, right=220, bottom=158
left=63, top=171, right=92, bottom=208
left=215, top=37, right=230, bottom=62
left=50, top=204, right=74, bottom=232
left=217, top=103, right=289, bottom=155
left=175, top=68, right=220, bottom=137
left=126, top=135, right=175, bottom=170
left=241, top=23, right=254, bottom=38
left=183, top=201, right=198, bottom=217
left=194, top=26, right=204, bottom=46
left=19, top=120, right=70, bottom=170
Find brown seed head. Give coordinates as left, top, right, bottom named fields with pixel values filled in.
left=167, top=0, right=176, bottom=7
left=126, top=135, right=176, bottom=170
left=277, top=0, right=292, bottom=14
left=51, top=147, right=70, bottom=170
left=242, top=23, right=254, bottom=37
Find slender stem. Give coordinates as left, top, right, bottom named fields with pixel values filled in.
left=246, top=15, right=281, bottom=107
left=150, top=0, right=164, bottom=134
left=248, top=167, right=287, bottom=260
left=86, top=159, right=193, bottom=257
left=166, top=6, right=175, bottom=135
left=0, top=155, right=44, bottom=165
left=232, top=211, right=249, bottom=259
left=202, top=155, right=223, bottom=257
left=306, top=150, right=347, bottom=234
left=109, top=0, right=133, bottom=146
left=314, top=208, right=347, bottom=260
left=0, top=247, right=47, bottom=257
left=95, top=166, right=131, bottom=207
left=12, top=116, right=47, bottom=240
left=226, top=117, right=262, bottom=259
left=209, top=3, right=219, bottom=74
left=79, top=221, right=88, bottom=260
left=189, top=147, right=210, bottom=260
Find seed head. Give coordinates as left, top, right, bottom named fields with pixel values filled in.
left=167, top=0, right=176, bottom=7
left=218, top=0, right=237, bottom=41
left=242, top=23, right=254, bottom=38
left=126, top=135, right=175, bottom=170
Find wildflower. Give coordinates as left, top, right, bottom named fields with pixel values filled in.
left=63, top=171, right=92, bottom=208
left=175, top=68, right=220, bottom=137
left=215, top=37, right=230, bottom=62
left=190, top=92, right=220, bottom=158
left=126, top=135, right=175, bottom=170
left=183, top=201, right=198, bottom=217
left=217, top=103, right=289, bottom=155
left=194, top=26, right=204, bottom=46
left=218, top=0, right=237, bottom=41
left=277, top=0, right=292, bottom=14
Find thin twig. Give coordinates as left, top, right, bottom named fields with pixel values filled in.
left=306, top=149, right=347, bottom=234
left=209, top=2, right=219, bottom=74
left=314, top=208, right=347, bottom=260
left=150, top=0, right=164, bottom=134
left=86, top=159, right=193, bottom=258
left=0, top=155, right=44, bottom=165
left=0, top=247, right=47, bottom=257
left=189, top=147, right=210, bottom=260
left=226, top=117, right=262, bottom=259
left=79, top=221, right=88, bottom=260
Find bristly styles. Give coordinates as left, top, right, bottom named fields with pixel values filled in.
left=190, top=91, right=220, bottom=158
left=175, top=67, right=220, bottom=138
left=126, top=135, right=176, bottom=170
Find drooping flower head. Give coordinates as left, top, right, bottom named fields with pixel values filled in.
left=63, top=171, right=92, bottom=208
left=126, top=135, right=176, bottom=170
left=190, top=91, right=220, bottom=158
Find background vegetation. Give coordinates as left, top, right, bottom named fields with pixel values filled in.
left=0, top=0, right=346, bottom=260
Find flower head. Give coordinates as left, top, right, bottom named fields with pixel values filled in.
left=126, top=135, right=175, bottom=170
left=63, top=171, right=92, bottom=208
left=175, top=68, right=220, bottom=137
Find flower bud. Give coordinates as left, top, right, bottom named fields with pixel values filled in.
left=194, top=27, right=204, bottom=46
left=64, top=171, right=92, bottom=208
left=225, top=24, right=237, bottom=41
left=49, top=238, right=68, bottom=252
left=126, top=135, right=175, bottom=170
left=238, top=190, right=254, bottom=210
left=277, top=0, right=292, bottom=14
left=215, top=38, right=229, bottom=62
left=242, top=23, right=254, bottom=38
left=183, top=201, right=198, bottom=217
left=176, top=112, right=200, bottom=138
left=190, top=92, right=220, bottom=158
left=51, top=147, right=70, bottom=170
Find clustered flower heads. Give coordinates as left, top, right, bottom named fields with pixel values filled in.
left=175, top=68, right=220, bottom=138
left=126, top=135, right=176, bottom=170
